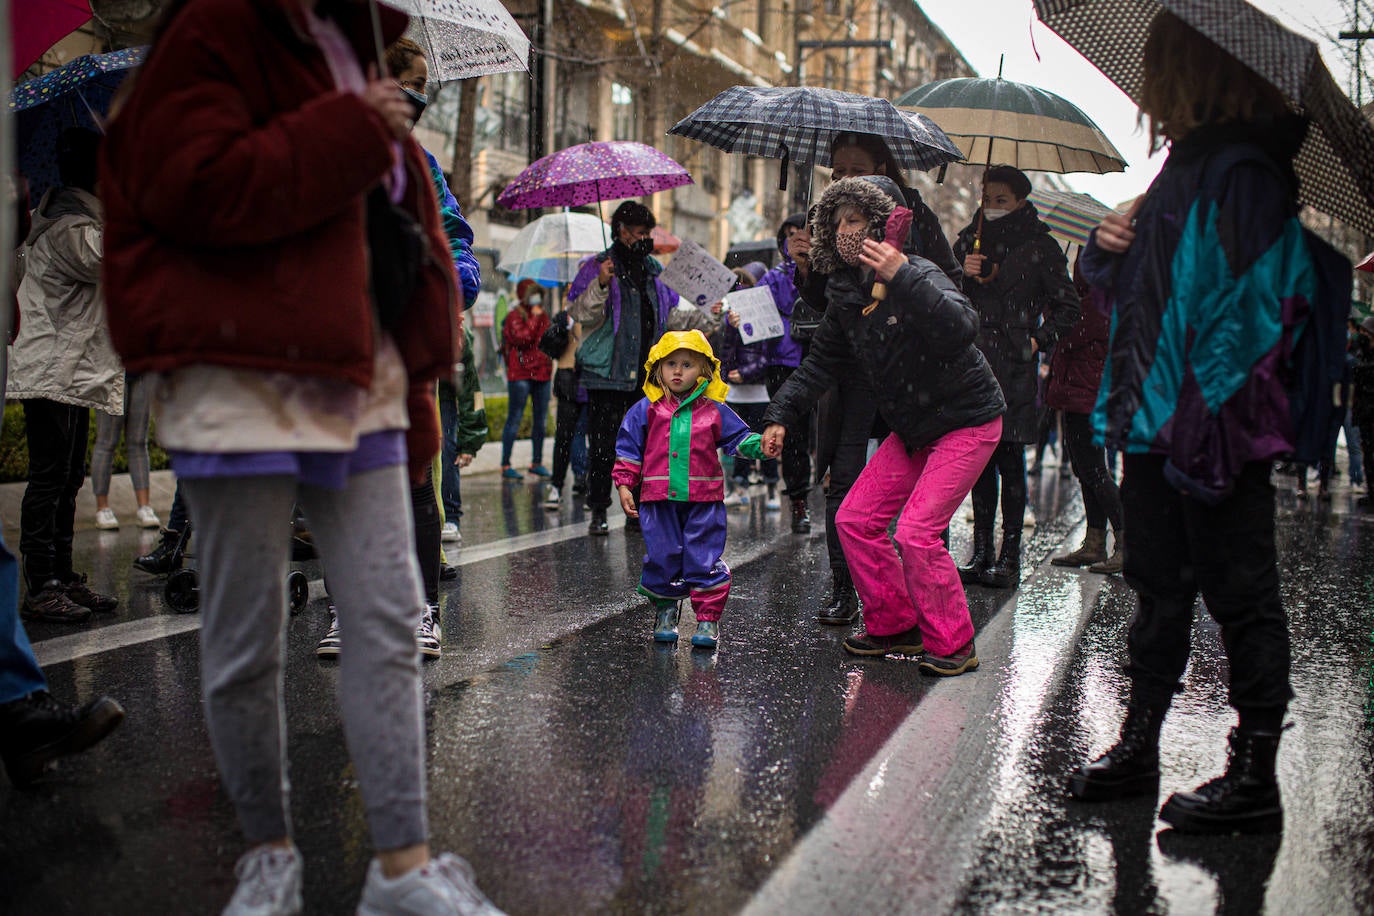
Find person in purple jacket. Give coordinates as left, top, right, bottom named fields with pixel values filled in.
left=613, top=331, right=766, bottom=651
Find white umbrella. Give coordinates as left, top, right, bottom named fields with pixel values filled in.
left=382, top=0, right=530, bottom=81
left=498, top=212, right=613, bottom=284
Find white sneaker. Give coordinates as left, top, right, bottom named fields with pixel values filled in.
left=1023, top=508, right=1038, bottom=529
left=95, top=507, right=119, bottom=529
left=723, top=492, right=750, bottom=508
left=416, top=605, right=442, bottom=658
left=357, top=852, right=504, bottom=915
left=316, top=605, right=341, bottom=658
left=543, top=486, right=561, bottom=510
left=135, top=504, right=161, bottom=528
left=223, top=843, right=303, bottom=916
left=441, top=522, right=460, bottom=543
left=764, top=488, right=781, bottom=511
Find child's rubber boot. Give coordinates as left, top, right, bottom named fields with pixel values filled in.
left=652, top=601, right=681, bottom=643
left=691, top=620, right=720, bottom=650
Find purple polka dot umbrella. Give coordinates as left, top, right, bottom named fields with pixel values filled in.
left=496, top=141, right=694, bottom=211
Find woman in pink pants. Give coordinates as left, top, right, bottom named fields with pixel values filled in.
left=762, top=175, right=1005, bottom=676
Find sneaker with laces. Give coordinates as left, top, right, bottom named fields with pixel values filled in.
left=21, top=581, right=92, bottom=624
left=223, top=843, right=303, bottom=916
left=357, top=852, right=504, bottom=916
left=65, top=574, right=119, bottom=614
left=919, top=639, right=979, bottom=677
left=543, top=486, right=561, bottom=509
left=500, top=467, right=523, bottom=480
left=135, top=505, right=161, bottom=528
left=842, top=625, right=924, bottom=657
left=416, top=605, right=442, bottom=658
left=440, top=522, right=460, bottom=543
left=723, top=491, right=750, bottom=508
left=94, top=507, right=119, bottom=529
left=316, top=605, right=341, bottom=658
left=527, top=464, right=551, bottom=477
left=0, top=691, right=125, bottom=786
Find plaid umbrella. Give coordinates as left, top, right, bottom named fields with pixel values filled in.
left=496, top=141, right=693, bottom=211
left=1034, top=0, right=1374, bottom=235
left=668, top=85, right=964, bottom=188
left=9, top=47, right=146, bottom=198
left=894, top=75, right=1125, bottom=174
left=1026, top=187, right=1116, bottom=246
left=388, top=0, right=530, bottom=81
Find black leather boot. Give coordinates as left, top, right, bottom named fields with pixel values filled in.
left=957, top=526, right=994, bottom=585
left=1068, top=700, right=1167, bottom=801
left=979, top=532, right=1021, bottom=589
left=1159, top=727, right=1284, bottom=833
left=790, top=497, right=811, bottom=534
left=133, top=528, right=185, bottom=575
left=817, top=568, right=859, bottom=625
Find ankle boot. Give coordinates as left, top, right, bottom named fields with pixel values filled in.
left=1159, top=727, right=1284, bottom=833
left=957, top=526, right=995, bottom=585
left=1051, top=527, right=1107, bottom=567
left=1068, top=700, right=1167, bottom=801
left=817, top=568, right=859, bottom=625
left=979, top=532, right=1021, bottom=589
left=790, top=497, right=811, bottom=534
left=133, top=528, right=185, bottom=575
left=1089, top=542, right=1124, bottom=575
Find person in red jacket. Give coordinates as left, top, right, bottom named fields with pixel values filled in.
left=500, top=278, right=554, bottom=479
left=98, top=0, right=497, bottom=912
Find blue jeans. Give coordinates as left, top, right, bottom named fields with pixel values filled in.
left=1345, top=408, right=1364, bottom=484
left=438, top=381, right=463, bottom=520
left=502, top=378, right=551, bottom=468
left=0, top=532, right=47, bottom=704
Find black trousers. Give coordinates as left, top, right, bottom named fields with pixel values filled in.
left=820, top=380, right=876, bottom=574
left=20, top=398, right=89, bottom=590
left=1120, top=455, right=1292, bottom=718
left=585, top=389, right=641, bottom=511
left=970, top=440, right=1027, bottom=540
left=411, top=468, right=441, bottom=606
left=551, top=368, right=587, bottom=490
left=1062, top=411, right=1123, bottom=533
left=766, top=365, right=811, bottom=500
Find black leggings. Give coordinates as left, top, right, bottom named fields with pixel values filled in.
left=970, top=440, right=1027, bottom=539
left=411, top=469, right=441, bottom=606
left=1062, top=411, right=1123, bottom=533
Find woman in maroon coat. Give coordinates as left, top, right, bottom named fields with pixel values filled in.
left=1046, top=265, right=1123, bottom=573
left=500, top=278, right=554, bottom=478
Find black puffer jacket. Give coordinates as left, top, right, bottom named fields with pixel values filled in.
left=764, top=255, right=1005, bottom=452
left=952, top=202, right=1079, bottom=442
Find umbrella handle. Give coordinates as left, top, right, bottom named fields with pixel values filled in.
left=367, top=0, right=387, bottom=75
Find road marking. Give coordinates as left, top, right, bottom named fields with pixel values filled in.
left=31, top=515, right=628, bottom=668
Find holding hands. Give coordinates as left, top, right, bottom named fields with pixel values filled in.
left=761, top=424, right=786, bottom=458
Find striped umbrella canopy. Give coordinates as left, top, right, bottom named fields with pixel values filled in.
left=894, top=75, right=1125, bottom=174
left=1033, top=0, right=1374, bottom=236
left=1026, top=187, right=1115, bottom=246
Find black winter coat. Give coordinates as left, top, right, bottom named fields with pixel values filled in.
left=953, top=203, right=1079, bottom=442
left=764, top=257, right=1005, bottom=453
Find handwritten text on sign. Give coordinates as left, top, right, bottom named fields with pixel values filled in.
left=725, top=286, right=784, bottom=343
left=658, top=239, right=737, bottom=309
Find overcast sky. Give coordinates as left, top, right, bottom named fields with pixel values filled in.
left=913, top=0, right=1365, bottom=208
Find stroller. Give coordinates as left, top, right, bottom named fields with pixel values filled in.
left=160, top=518, right=313, bottom=616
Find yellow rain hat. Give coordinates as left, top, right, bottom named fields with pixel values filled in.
left=642, top=329, right=730, bottom=403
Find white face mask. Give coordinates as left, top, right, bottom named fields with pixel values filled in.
left=983, top=208, right=1011, bottom=221
left=528, top=295, right=543, bottom=306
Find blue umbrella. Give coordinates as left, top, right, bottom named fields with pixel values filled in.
left=9, top=47, right=146, bottom=198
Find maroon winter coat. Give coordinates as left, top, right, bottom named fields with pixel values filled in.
left=99, top=0, right=458, bottom=478
left=502, top=305, right=552, bottom=382
left=1045, top=280, right=1110, bottom=416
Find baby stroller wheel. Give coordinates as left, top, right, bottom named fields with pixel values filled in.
left=165, top=568, right=200, bottom=613
left=287, top=571, right=309, bottom=615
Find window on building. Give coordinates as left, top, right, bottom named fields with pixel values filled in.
left=757, top=0, right=768, bottom=37
left=612, top=82, right=638, bottom=142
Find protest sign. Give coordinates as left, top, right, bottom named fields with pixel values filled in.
left=658, top=239, right=737, bottom=309
left=725, top=285, right=784, bottom=343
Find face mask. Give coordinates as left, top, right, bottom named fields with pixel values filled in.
left=630, top=237, right=655, bottom=258
left=835, top=229, right=867, bottom=266
left=983, top=208, right=1011, bottom=221
left=528, top=294, right=543, bottom=307
left=401, top=87, right=428, bottom=122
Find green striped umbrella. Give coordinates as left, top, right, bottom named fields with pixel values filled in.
left=894, top=74, right=1125, bottom=174
left=1026, top=188, right=1115, bottom=246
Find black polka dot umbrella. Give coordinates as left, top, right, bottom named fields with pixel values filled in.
left=1034, top=0, right=1374, bottom=236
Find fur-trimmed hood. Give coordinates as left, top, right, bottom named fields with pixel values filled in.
left=808, top=175, right=903, bottom=274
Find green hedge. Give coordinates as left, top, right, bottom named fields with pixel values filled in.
left=481, top=393, right=555, bottom=443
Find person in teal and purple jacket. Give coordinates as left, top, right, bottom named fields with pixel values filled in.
left=613, top=330, right=765, bottom=650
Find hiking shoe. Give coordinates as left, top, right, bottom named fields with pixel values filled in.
left=357, top=852, right=504, bottom=916
left=21, top=581, right=92, bottom=624
left=134, top=529, right=184, bottom=575
left=528, top=464, right=551, bottom=477
left=316, top=605, right=341, bottom=658
left=919, top=640, right=979, bottom=677
left=223, top=843, right=303, bottom=916
left=543, top=486, right=561, bottom=509
left=135, top=505, right=161, bottom=528
left=501, top=467, right=523, bottom=480
left=65, top=575, right=119, bottom=614
left=691, top=620, right=720, bottom=650
left=843, top=625, right=924, bottom=657
left=416, top=605, right=442, bottom=658
left=0, top=691, right=125, bottom=786
left=94, top=507, right=119, bottom=529
left=441, top=522, right=461, bottom=543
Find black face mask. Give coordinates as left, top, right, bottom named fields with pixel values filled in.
left=629, top=237, right=654, bottom=258
left=401, top=87, right=428, bottom=122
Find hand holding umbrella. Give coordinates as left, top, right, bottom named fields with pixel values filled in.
left=863, top=205, right=913, bottom=315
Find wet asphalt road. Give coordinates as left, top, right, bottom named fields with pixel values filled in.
left=1, top=462, right=1371, bottom=915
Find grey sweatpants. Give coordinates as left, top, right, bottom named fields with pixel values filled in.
left=182, top=464, right=427, bottom=849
